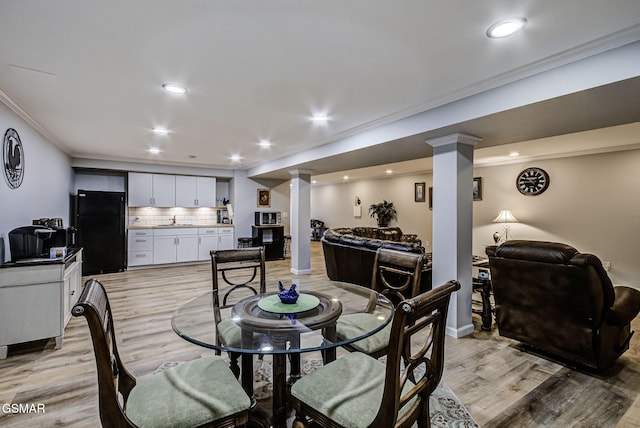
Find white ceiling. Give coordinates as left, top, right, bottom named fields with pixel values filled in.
left=1, top=1, right=639, bottom=181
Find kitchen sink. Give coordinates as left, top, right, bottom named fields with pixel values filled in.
left=157, top=223, right=193, bottom=227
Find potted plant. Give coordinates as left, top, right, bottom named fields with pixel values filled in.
left=368, top=200, right=397, bottom=227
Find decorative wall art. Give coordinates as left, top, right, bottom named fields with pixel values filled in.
left=3, top=128, right=24, bottom=189
left=473, top=177, right=483, bottom=201
left=257, top=188, right=271, bottom=207
left=414, top=182, right=426, bottom=202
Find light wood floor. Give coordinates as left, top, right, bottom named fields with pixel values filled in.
left=1, top=241, right=639, bottom=427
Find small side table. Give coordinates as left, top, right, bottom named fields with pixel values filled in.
left=472, top=258, right=493, bottom=331
left=472, top=277, right=493, bottom=331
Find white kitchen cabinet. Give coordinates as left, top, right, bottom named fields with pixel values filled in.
left=176, top=234, right=199, bottom=262
left=218, top=227, right=234, bottom=250
left=153, top=228, right=198, bottom=264
left=175, top=176, right=216, bottom=207
left=128, top=172, right=153, bottom=206
left=0, top=249, right=83, bottom=359
left=198, top=228, right=219, bottom=261
left=128, top=173, right=176, bottom=207
left=197, top=227, right=234, bottom=260
left=175, top=176, right=198, bottom=207
left=196, top=177, right=217, bottom=206
left=127, top=229, right=153, bottom=267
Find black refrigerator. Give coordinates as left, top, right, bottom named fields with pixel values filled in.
left=75, top=190, right=126, bottom=275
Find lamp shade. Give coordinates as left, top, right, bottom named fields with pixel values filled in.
left=493, top=210, right=518, bottom=223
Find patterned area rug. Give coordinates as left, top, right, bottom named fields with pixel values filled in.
left=157, top=359, right=478, bottom=428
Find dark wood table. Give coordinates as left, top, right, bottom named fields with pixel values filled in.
left=171, top=279, right=394, bottom=428
left=473, top=258, right=493, bottom=331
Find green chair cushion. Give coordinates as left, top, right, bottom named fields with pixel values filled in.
left=126, top=356, right=250, bottom=428
left=218, top=319, right=242, bottom=347
left=335, top=313, right=391, bottom=354
left=291, top=352, right=416, bottom=428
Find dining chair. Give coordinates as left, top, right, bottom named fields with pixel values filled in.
left=72, top=279, right=251, bottom=428
left=335, top=248, right=426, bottom=358
left=211, top=246, right=267, bottom=377
left=291, top=280, right=461, bottom=428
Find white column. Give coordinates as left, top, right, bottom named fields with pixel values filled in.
left=427, top=133, right=481, bottom=338
left=289, top=170, right=312, bottom=275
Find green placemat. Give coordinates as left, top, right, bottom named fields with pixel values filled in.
left=258, top=293, right=320, bottom=314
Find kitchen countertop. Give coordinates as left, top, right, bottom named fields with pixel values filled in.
left=0, top=247, right=83, bottom=269
left=128, top=224, right=233, bottom=230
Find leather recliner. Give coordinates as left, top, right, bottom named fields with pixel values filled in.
left=486, top=240, right=640, bottom=371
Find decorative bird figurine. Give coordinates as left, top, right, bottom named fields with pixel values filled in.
left=278, top=281, right=299, bottom=304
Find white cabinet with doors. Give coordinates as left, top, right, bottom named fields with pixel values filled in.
left=218, top=227, right=234, bottom=250
left=197, top=227, right=234, bottom=261
left=153, top=228, right=198, bottom=264
left=0, top=249, right=83, bottom=359
left=175, top=176, right=217, bottom=207
left=128, top=173, right=176, bottom=207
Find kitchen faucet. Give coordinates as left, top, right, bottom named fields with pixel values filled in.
left=171, top=215, right=176, bottom=225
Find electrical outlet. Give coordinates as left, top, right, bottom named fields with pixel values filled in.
left=603, top=261, right=611, bottom=272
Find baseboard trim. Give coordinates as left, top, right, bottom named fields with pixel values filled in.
left=290, top=268, right=312, bottom=275
left=446, top=323, right=475, bottom=338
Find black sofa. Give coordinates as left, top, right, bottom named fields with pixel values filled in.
left=486, top=240, right=640, bottom=371
left=321, top=227, right=431, bottom=292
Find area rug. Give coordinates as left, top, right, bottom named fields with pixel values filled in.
left=156, top=359, right=479, bottom=428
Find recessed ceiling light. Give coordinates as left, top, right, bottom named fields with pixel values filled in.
left=311, top=114, right=329, bottom=124
left=486, top=17, right=527, bottom=38
left=343, top=175, right=349, bottom=180
left=509, top=151, right=520, bottom=157
left=258, top=139, right=271, bottom=147
left=148, top=147, right=161, bottom=154
left=152, top=127, right=169, bottom=135
left=230, top=154, right=242, bottom=162
left=385, top=169, right=393, bottom=174
left=312, top=180, right=317, bottom=184
left=162, top=83, right=188, bottom=94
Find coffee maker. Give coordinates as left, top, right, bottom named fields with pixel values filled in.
left=8, top=226, right=54, bottom=261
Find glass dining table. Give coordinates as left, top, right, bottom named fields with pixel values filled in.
left=172, top=278, right=394, bottom=428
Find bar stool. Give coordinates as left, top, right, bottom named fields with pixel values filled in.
left=284, top=235, right=291, bottom=257
left=237, top=237, right=254, bottom=248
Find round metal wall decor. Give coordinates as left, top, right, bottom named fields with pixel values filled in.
left=3, top=128, right=25, bottom=189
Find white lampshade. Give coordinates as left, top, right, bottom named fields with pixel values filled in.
left=493, top=210, right=518, bottom=223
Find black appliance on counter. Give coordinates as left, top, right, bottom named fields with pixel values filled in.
left=8, top=226, right=54, bottom=261
left=73, top=190, right=126, bottom=275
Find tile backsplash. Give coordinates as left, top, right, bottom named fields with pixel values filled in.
left=128, top=207, right=230, bottom=227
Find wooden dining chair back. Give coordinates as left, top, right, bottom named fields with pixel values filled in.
left=291, top=280, right=461, bottom=428
left=211, top=246, right=267, bottom=376
left=72, top=279, right=251, bottom=428
left=371, top=248, right=426, bottom=307
left=211, top=246, right=266, bottom=306
left=336, top=248, right=426, bottom=358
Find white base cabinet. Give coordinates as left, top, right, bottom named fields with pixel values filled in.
left=197, top=227, right=234, bottom=261
left=128, top=229, right=154, bottom=266
left=153, top=228, right=199, bottom=264
left=0, top=249, right=83, bottom=359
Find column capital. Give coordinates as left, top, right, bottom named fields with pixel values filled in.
left=426, top=133, right=482, bottom=148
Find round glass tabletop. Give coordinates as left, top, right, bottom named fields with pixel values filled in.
left=171, top=278, right=394, bottom=355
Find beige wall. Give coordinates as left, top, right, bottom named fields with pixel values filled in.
left=311, top=149, right=640, bottom=287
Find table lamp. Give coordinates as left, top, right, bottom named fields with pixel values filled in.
left=492, top=209, right=518, bottom=243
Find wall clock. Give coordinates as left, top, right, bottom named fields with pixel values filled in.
left=516, top=167, right=549, bottom=196
left=3, top=128, right=24, bottom=189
